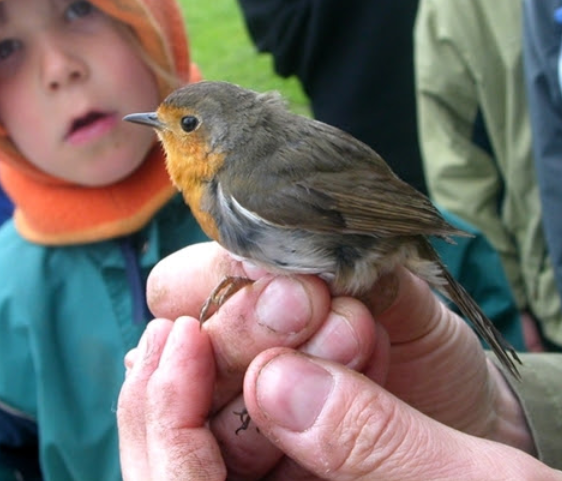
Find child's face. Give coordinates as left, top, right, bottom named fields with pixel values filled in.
left=0, top=0, right=161, bottom=186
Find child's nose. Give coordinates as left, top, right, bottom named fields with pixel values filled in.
left=40, top=43, right=87, bottom=92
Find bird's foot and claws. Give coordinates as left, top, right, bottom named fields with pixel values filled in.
left=199, top=275, right=254, bottom=325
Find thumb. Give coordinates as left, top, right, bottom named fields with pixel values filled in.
left=243, top=348, right=553, bottom=481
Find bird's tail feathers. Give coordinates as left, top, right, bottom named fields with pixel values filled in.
left=418, top=240, right=522, bottom=379
left=439, top=266, right=521, bottom=379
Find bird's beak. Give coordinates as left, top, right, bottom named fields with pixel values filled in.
left=123, top=112, right=165, bottom=130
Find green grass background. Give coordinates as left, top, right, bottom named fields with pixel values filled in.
left=178, top=0, right=311, bottom=116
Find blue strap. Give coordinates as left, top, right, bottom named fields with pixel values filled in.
left=118, top=237, right=151, bottom=324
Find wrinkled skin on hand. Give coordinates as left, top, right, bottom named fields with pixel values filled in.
left=118, top=242, right=557, bottom=481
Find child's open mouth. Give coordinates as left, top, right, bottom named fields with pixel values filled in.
left=66, top=111, right=117, bottom=145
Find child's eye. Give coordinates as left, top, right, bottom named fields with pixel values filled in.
left=65, top=1, right=97, bottom=21
left=0, top=39, right=21, bottom=62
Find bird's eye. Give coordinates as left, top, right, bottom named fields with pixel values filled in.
left=181, top=115, right=199, bottom=132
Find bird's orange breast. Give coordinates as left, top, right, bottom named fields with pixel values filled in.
left=182, top=182, right=220, bottom=241
left=161, top=130, right=225, bottom=242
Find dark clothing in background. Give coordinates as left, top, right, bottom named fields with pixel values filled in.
left=237, top=0, right=427, bottom=194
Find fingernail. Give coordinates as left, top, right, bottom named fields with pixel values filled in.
left=138, top=320, right=159, bottom=363
left=137, top=326, right=151, bottom=358
left=124, top=348, right=138, bottom=375
left=256, top=354, right=333, bottom=431
left=158, top=316, right=190, bottom=367
left=256, top=277, right=311, bottom=334
left=302, top=313, right=359, bottom=366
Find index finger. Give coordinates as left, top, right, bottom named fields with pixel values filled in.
left=147, top=242, right=245, bottom=320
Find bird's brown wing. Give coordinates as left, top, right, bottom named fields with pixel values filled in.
left=299, top=169, right=462, bottom=238
left=223, top=120, right=463, bottom=239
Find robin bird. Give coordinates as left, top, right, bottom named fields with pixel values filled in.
left=124, top=80, right=521, bottom=379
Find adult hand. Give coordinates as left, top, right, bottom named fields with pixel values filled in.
left=121, top=241, right=385, bottom=479
left=118, top=317, right=225, bottom=481
left=145, top=242, right=387, bottom=416
left=241, top=347, right=559, bottom=481
left=117, top=242, right=558, bottom=480
left=118, top=319, right=559, bottom=481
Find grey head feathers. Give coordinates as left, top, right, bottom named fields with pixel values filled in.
left=163, top=81, right=289, bottom=154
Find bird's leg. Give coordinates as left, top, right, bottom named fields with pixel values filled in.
left=199, top=276, right=254, bottom=325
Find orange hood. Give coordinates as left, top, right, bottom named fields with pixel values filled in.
left=0, top=0, right=200, bottom=245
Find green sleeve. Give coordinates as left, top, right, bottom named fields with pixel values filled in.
left=414, top=0, right=526, bottom=307
left=500, top=353, right=562, bottom=469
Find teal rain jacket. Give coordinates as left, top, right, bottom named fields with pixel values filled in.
left=0, top=196, right=207, bottom=481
